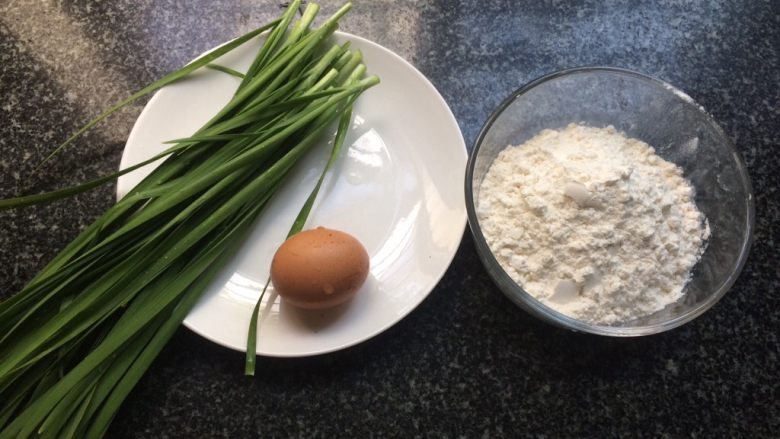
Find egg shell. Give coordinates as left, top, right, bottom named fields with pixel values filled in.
left=270, top=227, right=369, bottom=310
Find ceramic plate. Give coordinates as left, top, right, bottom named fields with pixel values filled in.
left=117, top=32, right=466, bottom=357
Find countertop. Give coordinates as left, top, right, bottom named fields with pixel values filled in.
left=1, top=0, right=778, bottom=437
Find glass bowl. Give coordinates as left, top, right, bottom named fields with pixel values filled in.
left=465, top=67, right=754, bottom=336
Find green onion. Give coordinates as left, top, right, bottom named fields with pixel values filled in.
left=0, top=2, right=378, bottom=437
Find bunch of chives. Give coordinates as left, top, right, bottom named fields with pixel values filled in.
left=0, top=2, right=377, bottom=437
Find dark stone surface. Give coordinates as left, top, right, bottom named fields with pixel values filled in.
left=1, top=0, right=777, bottom=437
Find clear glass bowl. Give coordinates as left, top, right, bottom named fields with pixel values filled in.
left=465, top=67, right=754, bottom=336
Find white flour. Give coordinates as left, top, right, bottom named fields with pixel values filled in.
left=477, top=124, right=709, bottom=324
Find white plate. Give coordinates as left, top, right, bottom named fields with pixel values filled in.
left=117, top=32, right=466, bottom=357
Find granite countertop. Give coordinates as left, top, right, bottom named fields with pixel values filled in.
left=1, top=0, right=778, bottom=437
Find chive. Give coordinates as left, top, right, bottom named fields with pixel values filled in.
left=0, top=2, right=377, bottom=436
left=0, top=142, right=190, bottom=211
left=245, top=105, right=354, bottom=376
left=238, top=0, right=301, bottom=90
left=34, top=18, right=281, bottom=170
left=206, top=63, right=245, bottom=78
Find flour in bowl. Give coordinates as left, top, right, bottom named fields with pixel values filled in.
left=477, top=123, right=709, bottom=324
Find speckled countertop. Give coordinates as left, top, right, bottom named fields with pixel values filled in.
left=1, top=1, right=778, bottom=437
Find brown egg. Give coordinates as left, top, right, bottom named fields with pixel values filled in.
left=270, top=227, right=369, bottom=310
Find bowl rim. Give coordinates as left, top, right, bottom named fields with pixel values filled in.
left=465, top=66, right=755, bottom=336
